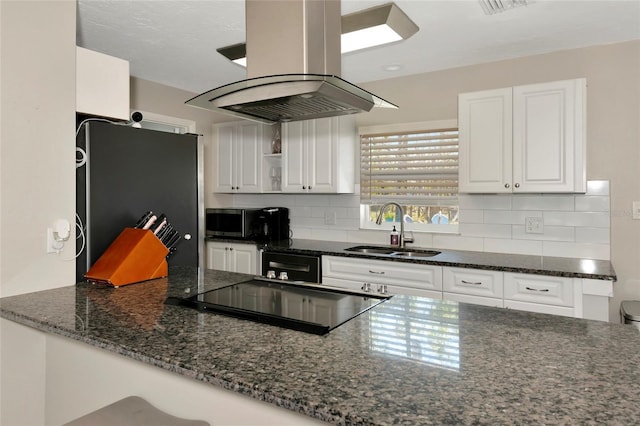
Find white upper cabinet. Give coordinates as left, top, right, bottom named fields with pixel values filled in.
left=458, top=78, right=586, bottom=193
left=458, top=87, right=513, bottom=193
left=513, top=79, right=586, bottom=193
left=76, top=47, right=130, bottom=121
left=281, top=116, right=355, bottom=193
left=214, top=121, right=271, bottom=193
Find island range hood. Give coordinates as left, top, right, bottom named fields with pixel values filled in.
left=185, top=0, right=398, bottom=123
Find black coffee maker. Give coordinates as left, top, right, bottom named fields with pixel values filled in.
left=255, top=207, right=290, bottom=242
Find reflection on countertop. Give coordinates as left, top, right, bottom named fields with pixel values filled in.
left=368, top=296, right=461, bottom=371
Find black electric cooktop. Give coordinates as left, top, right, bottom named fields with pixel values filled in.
left=166, top=278, right=390, bottom=335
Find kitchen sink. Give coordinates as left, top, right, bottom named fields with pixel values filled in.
left=389, top=250, right=441, bottom=258
left=344, top=246, right=397, bottom=255
left=345, top=246, right=441, bottom=258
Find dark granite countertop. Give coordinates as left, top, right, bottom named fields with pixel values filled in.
left=208, top=237, right=617, bottom=281
left=1, top=266, right=637, bottom=425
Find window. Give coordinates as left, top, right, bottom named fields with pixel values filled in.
left=360, top=123, right=459, bottom=232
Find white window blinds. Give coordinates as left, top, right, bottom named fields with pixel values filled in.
left=360, top=128, right=459, bottom=205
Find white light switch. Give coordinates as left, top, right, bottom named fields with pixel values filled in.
left=633, top=201, right=640, bottom=220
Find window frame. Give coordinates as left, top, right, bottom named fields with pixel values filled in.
left=358, top=119, right=459, bottom=234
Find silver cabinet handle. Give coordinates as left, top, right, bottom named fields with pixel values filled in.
left=461, top=280, right=482, bottom=285
left=368, top=270, right=385, bottom=275
left=377, top=284, right=388, bottom=294
left=504, top=183, right=510, bottom=189
left=514, top=183, right=520, bottom=188
left=361, top=283, right=371, bottom=292
left=525, top=286, right=549, bottom=292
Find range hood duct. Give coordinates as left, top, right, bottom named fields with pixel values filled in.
left=186, top=0, right=397, bottom=123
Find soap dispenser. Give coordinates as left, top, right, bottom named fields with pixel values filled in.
left=390, top=226, right=399, bottom=247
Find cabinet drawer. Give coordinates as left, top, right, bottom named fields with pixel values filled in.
left=504, top=273, right=574, bottom=307
left=324, top=277, right=442, bottom=300
left=443, top=268, right=503, bottom=298
left=322, top=256, right=442, bottom=291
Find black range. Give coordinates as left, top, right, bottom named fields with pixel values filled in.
left=166, top=277, right=390, bottom=335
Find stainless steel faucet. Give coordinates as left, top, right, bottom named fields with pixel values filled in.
left=375, top=202, right=406, bottom=248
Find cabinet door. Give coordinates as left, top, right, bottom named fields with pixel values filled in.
left=458, top=88, right=513, bottom=193
left=206, top=242, right=229, bottom=271
left=308, top=118, right=336, bottom=193
left=512, top=79, right=586, bottom=193
left=230, top=243, right=257, bottom=274
left=235, top=123, right=262, bottom=193
left=324, top=277, right=441, bottom=300
left=281, top=121, right=307, bottom=192
left=215, top=125, right=235, bottom=192
left=322, top=256, right=442, bottom=292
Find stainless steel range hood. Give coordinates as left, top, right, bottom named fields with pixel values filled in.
left=185, top=0, right=397, bottom=123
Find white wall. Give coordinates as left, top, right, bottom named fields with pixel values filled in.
left=0, top=1, right=76, bottom=297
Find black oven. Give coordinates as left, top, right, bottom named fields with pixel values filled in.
left=261, top=251, right=321, bottom=283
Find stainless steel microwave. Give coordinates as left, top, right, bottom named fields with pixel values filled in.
left=205, top=208, right=260, bottom=239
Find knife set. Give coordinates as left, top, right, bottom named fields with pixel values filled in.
left=84, top=211, right=181, bottom=287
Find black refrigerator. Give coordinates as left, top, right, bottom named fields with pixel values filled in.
left=76, top=120, right=201, bottom=282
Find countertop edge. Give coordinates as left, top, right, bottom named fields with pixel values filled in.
left=206, top=238, right=617, bottom=281
left=278, top=249, right=618, bottom=281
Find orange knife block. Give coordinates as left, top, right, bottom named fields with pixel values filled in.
left=84, top=228, right=169, bottom=287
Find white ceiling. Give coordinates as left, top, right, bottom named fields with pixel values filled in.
left=76, top=0, right=640, bottom=95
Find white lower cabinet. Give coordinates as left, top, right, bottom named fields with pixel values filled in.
left=503, top=272, right=576, bottom=317
left=206, top=241, right=258, bottom=274
left=322, top=256, right=613, bottom=321
left=322, top=256, right=442, bottom=299
left=443, top=268, right=504, bottom=308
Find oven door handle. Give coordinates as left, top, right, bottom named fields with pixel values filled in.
left=267, top=261, right=311, bottom=272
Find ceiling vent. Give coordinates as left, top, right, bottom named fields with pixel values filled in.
left=479, top=0, right=532, bottom=15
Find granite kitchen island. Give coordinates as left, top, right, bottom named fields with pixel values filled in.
left=1, top=266, right=639, bottom=425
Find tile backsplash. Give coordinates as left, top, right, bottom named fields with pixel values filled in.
left=232, top=180, right=610, bottom=260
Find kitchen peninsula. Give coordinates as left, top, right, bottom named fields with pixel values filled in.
left=1, top=266, right=638, bottom=425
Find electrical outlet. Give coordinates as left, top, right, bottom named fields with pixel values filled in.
left=633, top=201, right=640, bottom=220
left=525, top=217, right=544, bottom=234
left=46, top=228, right=64, bottom=253
left=324, top=211, right=337, bottom=225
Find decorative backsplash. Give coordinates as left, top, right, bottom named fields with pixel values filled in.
left=233, top=180, right=610, bottom=260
